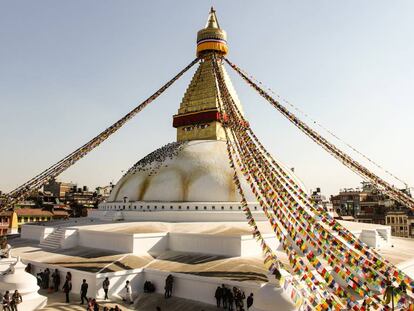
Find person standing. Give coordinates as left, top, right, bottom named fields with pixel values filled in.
left=52, top=269, right=60, bottom=292
left=43, top=268, right=50, bottom=289
left=80, top=279, right=89, bottom=305
left=221, top=284, right=228, bottom=309
left=122, top=280, right=133, bottom=304
left=246, top=293, right=253, bottom=310
left=214, top=286, right=223, bottom=307
left=10, top=290, right=22, bottom=311
left=2, top=291, right=11, bottom=311
left=238, top=290, right=246, bottom=311
left=91, top=298, right=99, bottom=311
left=66, top=271, right=72, bottom=282
left=233, top=287, right=240, bottom=310
left=164, top=274, right=173, bottom=299
left=103, top=277, right=110, bottom=300
left=36, top=270, right=43, bottom=287
left=25, top=263, right=32, bottom=274
left=62, top=278, right=72, bottom=303
left=227, top=289, right=234, bottom=311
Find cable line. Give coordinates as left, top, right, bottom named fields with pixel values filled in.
left=227, top=63, right=409, bottom=189
left=224, top=57, right=414, bottom=211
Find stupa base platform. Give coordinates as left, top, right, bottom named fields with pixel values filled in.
left=7, top=218, right=405, bottom=310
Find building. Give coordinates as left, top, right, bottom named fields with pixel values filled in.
left=0, top=211, right=14, bottom=235
left=0, top=191, right=6, bottom=206
left=15, top=208, right=70, bottom=230
left=310, top=188, right=335, bottom=217
left=15, top=208, right=54, bottom=228
left=385, top=210, right=414, bottom=238
left=65, top=186, right=97, bottom=206
left=43, top=178, right=75, bottom=199
left=330, top=182, right=401, bottom=225
left=0, top=208, right=70, bottom=236
left=95, top=184, right=113, bottom=199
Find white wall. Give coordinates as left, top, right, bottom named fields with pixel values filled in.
left=96, top=269, right=144, bottom=300
left=92, top=209, right=267, bottom=223
left=78, top=230, right=134, bottom=253
left=21, top=259, right=288, bottom=311
left=169, top=233, right=241, bottom=257
left=21, top=225, right=47, bottom=241
left=24, top=261, right=97, bottom=297
left=133, top=233, right=168, bottom=256
left=241, top=234, right=278, bottom=257
left=62, top=228, right=78, bottom=249
left=142, top=269, right=264, bottom=309
left=99, top=201, right=260, bottom=213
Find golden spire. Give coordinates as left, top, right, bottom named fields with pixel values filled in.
left=196, top=8, right=228, bottom=57
left=172, top=8, right=243, bottom=142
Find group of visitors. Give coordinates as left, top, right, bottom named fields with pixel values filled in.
left=143, top=280, right=156, bottom=293
left=27, top=264, right=256, bottom=311
left=79, top=278, right=124, bottom=311
left=2, top=290, right=22, bottom=311
left=27, top=263, right=129, bottom=308
left=214, top=285, right=254, bottom=311
left=84, top=297, right=122, bottom=311
left=35, top=267, right=61, bottom=292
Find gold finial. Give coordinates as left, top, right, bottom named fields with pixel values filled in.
left=197, top=8, right=228, bottom=57
left=206, top=7, right=220, bottom=29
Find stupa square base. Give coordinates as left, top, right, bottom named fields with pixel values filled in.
left=10, top=218, right=406, bottom=310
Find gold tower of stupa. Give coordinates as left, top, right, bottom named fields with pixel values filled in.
left=173, top=8, right=244, bottom=141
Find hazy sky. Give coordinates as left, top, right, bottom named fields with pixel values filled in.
left=1, top=1, right=413, bottom=196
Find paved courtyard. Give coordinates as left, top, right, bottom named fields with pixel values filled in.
left=41, top=291, right=217, bottom=311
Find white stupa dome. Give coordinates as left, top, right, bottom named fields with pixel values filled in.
left=109, top=140, right=248, bottom=202
left=108, top=140, right=306, bottom=203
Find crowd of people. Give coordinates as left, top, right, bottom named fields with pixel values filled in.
left=26, top=265, right=256, bottom=311
left=214, top=285, right=254, bottom=311
left=27, top=266, right=125, bottom=311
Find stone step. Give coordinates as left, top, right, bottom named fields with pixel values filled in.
left=40, top=239, right=61, bottom=245
left=41, top=240, right=60, bottom=245
left=39, top=228, right=66, bottom=249
left=40, top=244, right=60, bottom=248
left=44, top=236, right=62, bottom=240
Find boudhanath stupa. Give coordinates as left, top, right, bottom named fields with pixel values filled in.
left=6, top=8, right=414, bottom=311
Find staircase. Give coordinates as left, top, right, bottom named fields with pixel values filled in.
left=40, top=227, right=65, bottom=249
left=376, top=231, right=387, bottom=248
left=377, top=230, right=388, bottom=241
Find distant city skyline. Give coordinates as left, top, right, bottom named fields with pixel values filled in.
left=1, top=1, right=413, bottom=196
